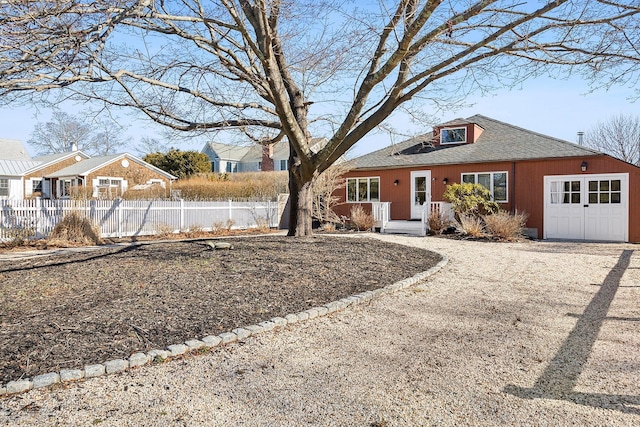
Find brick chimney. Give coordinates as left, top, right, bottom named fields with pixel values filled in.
left=261, top=143, right=274, bottom=171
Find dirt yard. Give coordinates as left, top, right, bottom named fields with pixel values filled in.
left=0, top=235, right=441, bottom=383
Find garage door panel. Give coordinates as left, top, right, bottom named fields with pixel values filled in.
left=544, top=174, right=628, bottom=242
left=585, top=204, right=626, bottom=241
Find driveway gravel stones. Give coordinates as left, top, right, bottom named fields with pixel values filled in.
left=1, top=235, right=638, bottom=426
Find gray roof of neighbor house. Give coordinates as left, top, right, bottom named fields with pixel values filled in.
left=0, top=139, right=31, bottom=161
left=46, top=153, right=177, bottom=179
left=46, top=154, right=122, bottom=177
left=349, top=114, right=602, bottom=170
left=202, top=142, right=252, bottom=161
left=32, top=151, right=85, bottom=164
left=0, top=159, right=41, bottom=176
left=22, top=151, right=91, bottom=175
left=241, top=140, right=290, bottom=162
left=202, top=137, right=329, bottom=163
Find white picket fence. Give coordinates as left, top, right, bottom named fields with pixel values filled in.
left=0, top=198, right=280, bottom=240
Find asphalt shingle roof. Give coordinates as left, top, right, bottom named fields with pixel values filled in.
left=46, top=154, right=122, bottom=178
left=32, top=151, right=87, bottom=164
left=350, top=114, right=602, bottom=170
left=45, top=154, right=177, bottom=180
left=202, top=142, right=252, bottom=161
left=202, top=138, right=329, bottom=162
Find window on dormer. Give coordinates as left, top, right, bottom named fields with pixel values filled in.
left=440, top=127, right=467, bottom=144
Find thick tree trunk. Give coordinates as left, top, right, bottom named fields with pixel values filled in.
left=287, top=170, right=314, bottom=236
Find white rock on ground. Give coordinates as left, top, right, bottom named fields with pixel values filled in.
left=0, top=235, right=638, bottom=426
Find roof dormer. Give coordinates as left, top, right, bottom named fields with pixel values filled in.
left=432, top=120, right=484, bottom=147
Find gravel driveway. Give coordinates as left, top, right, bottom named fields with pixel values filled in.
left=1, top=235, right=638, bottom=426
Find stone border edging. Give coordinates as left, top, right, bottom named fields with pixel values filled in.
left=0, top=255, right=448, bottom=397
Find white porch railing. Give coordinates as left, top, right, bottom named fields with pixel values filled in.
left=371, top=201, right=453, bottom=236
left=371, top=202, right=391, bottom=231
left=429, top=201, right=455, bottom=222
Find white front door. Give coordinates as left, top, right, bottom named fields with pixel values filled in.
left=544, top=173, right=628, bottom=241
left=410, top=170, right=431, bottom=219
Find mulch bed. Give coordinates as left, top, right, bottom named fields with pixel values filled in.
left=0, top=235, right=441, bottom=384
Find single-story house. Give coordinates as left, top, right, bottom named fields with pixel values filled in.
left=1, top=139, right=90, bottom=199
left=202, top=138, right=328, bottom=173
left=336, top=114, right=640, bottom=243
left=1, top=139, right=176, bottom=199
left=22, top=151, right=92, bottom=198
left=45, top=153, right=176, bottom=199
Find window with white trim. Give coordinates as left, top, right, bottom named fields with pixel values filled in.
left=280, top=159, right=288, bottom=171
left=440, top=127, right=467, bottom=144
left=346, top=177, right=380, bottom=202
left=95, top=177, right=124, bottom=199
left=32, top=179, right=43, bottom=194
left=0, top=178, right=8, bottom=197
left=550, top=180, right=581, bottom=204
left=60, top=179, right=72, bottom=198
left=461, top=172, right=508, bottom=202
left=226, top=161, right=238, bottom=173
left=147, top=179, right=165, bottom=188
left=589, top=179, right=622, bottom=204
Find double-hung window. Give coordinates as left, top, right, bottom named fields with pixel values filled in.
left=461, top=172, right=508, bottom=202
left=96, top=177, right=123, bottom=199
left=346, top=177, right=380, bottom=202
left=0, top=178, right=8, bottom=197
left=280, top=159, right=288, bottom=171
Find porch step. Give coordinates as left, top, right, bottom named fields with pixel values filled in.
left=381, top=220, right=426, bottom=236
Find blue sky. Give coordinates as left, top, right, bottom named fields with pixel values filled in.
left=1, top=75, right=636, bottom=159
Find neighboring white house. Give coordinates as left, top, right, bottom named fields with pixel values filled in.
left=1, top=139, right=42, bottom=200
left=201, top=138, right=328, bottom=173
left=0, top=159, right=41, bottom=199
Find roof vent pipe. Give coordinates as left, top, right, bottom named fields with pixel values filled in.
left=577, top=131, right=584, bottom=146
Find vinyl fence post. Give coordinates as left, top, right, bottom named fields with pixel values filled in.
left=35, top=197, right=42, bottom=238
left=117, top=198, right=123, bottom=238
left=228, top=199, right=233, bottom=224
left=89, top=199, right=100, bottom=236
left=180, top=198, right=185, bottom=231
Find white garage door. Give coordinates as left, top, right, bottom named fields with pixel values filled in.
left=544, top=173, right=629, bottom=242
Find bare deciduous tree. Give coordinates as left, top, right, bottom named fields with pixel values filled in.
left=28, top=111, right=93, bottom=155
left=312, top=162, right=351, bottom=225
left=27, top=110, right=128, bottom=156
left=89, top=119, right=131, bottom=156
left=1, top=0, right=639, bottom=235
left=135, top=136, right=171, bottom=157
left=585, top=114, right=640, bottom=166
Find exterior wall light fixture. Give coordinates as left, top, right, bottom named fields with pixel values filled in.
left=581, top=161, right=588, bottom=172
left=393, top=179, right=399, bottom=186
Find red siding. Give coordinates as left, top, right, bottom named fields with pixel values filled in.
left=337, top=154, right=640, bottom=242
